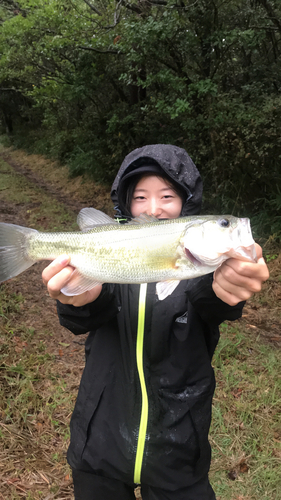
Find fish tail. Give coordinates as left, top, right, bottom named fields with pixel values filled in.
left=0, top=223, right=38, bottom=283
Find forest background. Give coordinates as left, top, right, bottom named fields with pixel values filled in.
left=0, top=0, right=281, bottom=239
left=0, top=2, right=281, bottom=499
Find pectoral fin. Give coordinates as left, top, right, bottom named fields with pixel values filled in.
left=156, top=280, right=180, bottom=300
left=61, top=269, right=103, bottom=296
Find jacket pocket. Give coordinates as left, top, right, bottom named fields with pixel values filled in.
left=173, top=310, right=189, bottom=341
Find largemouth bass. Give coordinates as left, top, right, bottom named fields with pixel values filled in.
left=0, top=208, right=257, bottom=300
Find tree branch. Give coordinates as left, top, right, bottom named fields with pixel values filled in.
left=0, top=0, right=27, bottom=16
left=78, top=45, right=123, bottom=54
left=0, top=87, right=22, bottom=92
left=249, top=25, right=279, bottom=31
left=258, top=0, right=281, bottom=33
left=82, top=0, right=102, bottom=16
left=122, top=1, right=142, bottom=15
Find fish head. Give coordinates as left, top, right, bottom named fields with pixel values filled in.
left=183, top=216, right=257, bottom=267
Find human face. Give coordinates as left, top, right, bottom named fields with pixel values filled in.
left=130, top=175, right=183, bottom=219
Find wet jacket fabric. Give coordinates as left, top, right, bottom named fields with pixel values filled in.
left=57, top=145, right=244, bottom=490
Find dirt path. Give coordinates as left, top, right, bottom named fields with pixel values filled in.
left=0, top=151, right=94, bottom=499
left=0, top=151, right=90, bottom=362
left=0, top=152, right=87, bottom=215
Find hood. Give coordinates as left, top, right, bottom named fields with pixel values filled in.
left=111, top=144, right=203, bottom=217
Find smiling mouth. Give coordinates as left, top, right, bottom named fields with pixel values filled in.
left=185, top=248, right=202, bottom=266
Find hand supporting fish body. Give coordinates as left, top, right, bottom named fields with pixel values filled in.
left=0, top=208, right=257, bottom=300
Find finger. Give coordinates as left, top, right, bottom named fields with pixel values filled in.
left=213, top=277, right=256, bottom=302
left=214, top=264, right=261, bottom=296
left=213, top=268, right=256, bottom=300
left=51, top=291, right=74, bottom=305
left=55, top=284, right=103, bottom=307
left=212, top=279, right=245, bottom=306
left=254, top=243, right=263, bottom=260
left=220, top=257, right=269, bottom=283
left=47, top=266, right=74, bottom=298
left=42, top=255, right=71, bottom=285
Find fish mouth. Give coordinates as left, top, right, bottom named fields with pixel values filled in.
left=228, top=245, right=258, bottom=263
left=185, top=248, right=202, bottom=266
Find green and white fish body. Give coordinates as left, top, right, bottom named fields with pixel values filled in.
left=0, top=208, right=257, bottom=300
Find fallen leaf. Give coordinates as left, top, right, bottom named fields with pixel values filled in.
left=239, top=462, right=249, bottom=473
left=36, top=422, right=43, bottom=432
left=232, top=387, right=243, bottom=398
left=228, top=469, right=238, bottom=480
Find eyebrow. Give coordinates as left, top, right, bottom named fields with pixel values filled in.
left=133, top=186, right=175, bottom=193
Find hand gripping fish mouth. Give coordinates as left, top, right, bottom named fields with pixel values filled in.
left=183, top=217, right=257, bottom=268
left=227, top=218, right=257, bottom=262
left=185, top=243, right=257, bottom=267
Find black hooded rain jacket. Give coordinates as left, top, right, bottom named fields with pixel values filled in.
left=57, top=145, right=244, bottom=491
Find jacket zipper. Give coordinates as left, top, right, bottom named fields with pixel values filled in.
left=133, top=283, right=148, bottom=485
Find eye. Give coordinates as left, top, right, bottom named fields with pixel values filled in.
left=219, top=218, right=230, bottom=228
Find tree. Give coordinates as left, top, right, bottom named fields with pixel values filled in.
left=0, top=0, right=280, bottom=235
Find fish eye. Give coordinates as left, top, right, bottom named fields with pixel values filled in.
left=218, top=218, right=230, bottom=228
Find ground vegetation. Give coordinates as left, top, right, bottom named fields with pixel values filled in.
left=0, top=146, right=280, bottom=499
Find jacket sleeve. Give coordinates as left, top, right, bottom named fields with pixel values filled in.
left=186, top=273, right=245, bottom=326
left=56, top=284, right=120, bottom=335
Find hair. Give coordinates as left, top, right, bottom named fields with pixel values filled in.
left=122, top=172, right=186, bottom=217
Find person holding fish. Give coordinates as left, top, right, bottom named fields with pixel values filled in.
left=0, top=145, right=269, bottom=500
left=44, top=145, right=268, bottom=500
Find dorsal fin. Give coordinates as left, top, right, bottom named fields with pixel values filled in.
left=77, top=207, right=118, bottom=231
left=128, top=214, right=160, bottom=225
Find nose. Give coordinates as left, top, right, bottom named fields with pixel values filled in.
left=146, top=198, right=162, bottom=217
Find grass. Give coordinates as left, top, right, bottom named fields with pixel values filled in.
left=210, top=323, right=281, bottom=500
left=0, top=157, right=78, bottom=232
left=0, top=283, right=78, bottom=499
left=0, top=152, right=85, bottom=498
left=0, top=143, right=113, bottom=216
left=2, top=294, right=280, bottom=500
